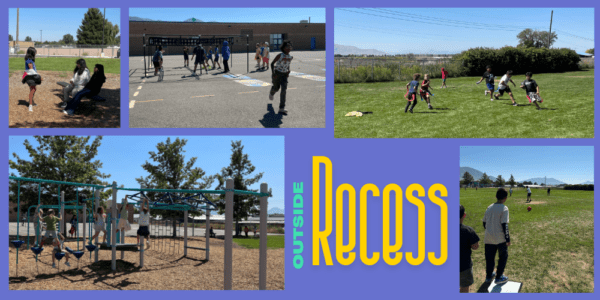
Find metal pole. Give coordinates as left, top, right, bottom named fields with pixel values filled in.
left=224, top=178, right=234, bottom=290
left=60, top=191, right=65, bottom=236
left=206, top=209, right=210, bottom=261
left=140, top=235, right=144, bottom=267
left=94, top=189, right=100, bottom=262
left=184, top=210, right=188, bottom=256
left=111, top=182, right=117, bottom=271
left=143, top=34, right=146, bottom=78
left=16, top=8, right=19, bottom=54
left=548, top=10, right=553, bottom=48
left=83, top=202, right=86, bottom=251
left=247, top=35, right=249, bottom=73
left=259, top=183, right=268, bottom=290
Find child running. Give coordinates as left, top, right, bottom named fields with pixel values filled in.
left=420, top=74, right=434, bottom=110
left=476, top=65, right=495, bottom=101
left=269, top=40, right=293, bottom=115
left=440, top=67, right=449, bottom=88
left=191, top=43, right=208, bottom=76
left=205, top=46, right=213, bottom=70
left=213, top=45, right=222, bottom=70
left=22, top=47, right=41, bottom=112
left=520, top=72, right=543, bottom=110
left=51, top=233, right=71, bottom=268
left=153, top=46, right=165, bottom=82
left=262, top=42, right=270, bottom=70
left=91, top=207, right=107, bottom=244
left=404, top=73, right=420, bottom=113
left=482, top=188, right=511, bottom=285
left=495, top=70, right=517, bottom=106
left=183, top=46, right=189, bottom=67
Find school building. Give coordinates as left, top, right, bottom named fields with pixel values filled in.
left=129, top=21, right=326, bottom=56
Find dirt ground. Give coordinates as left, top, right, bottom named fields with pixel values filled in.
left=8, top=71, right=120, bottom=128
left=8, top=236, right=284, bottom=290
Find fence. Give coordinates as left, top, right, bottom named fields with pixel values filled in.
left=334, top=57, right=465, bottom=83
left=9, top=45, right=120, bottom=58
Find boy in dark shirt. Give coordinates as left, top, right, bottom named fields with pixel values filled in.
left=191, top=43, right=208, bottom=76
left=520, top=72, right=543, bottom=110
left=404, top=73, right=420, bottom=113
left=460, top=205, right=480, bottom=293
left=477, top=65, right=495, bottom=102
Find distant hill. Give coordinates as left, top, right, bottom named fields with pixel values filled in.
left=130, top=16, right=155, bottom=21
left=581, top=181, right=594, bottom=184
left=183, top=18, right=203, bottom=22
left=268, top=207, right=284, bottom=215
left=460, top=167, right=496, bottom=182
left=521, top=178, right=565, bottom=185
left=334, top=44, right=387, bottom=56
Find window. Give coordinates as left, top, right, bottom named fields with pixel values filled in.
left=270, top=34, right=283, bottom=50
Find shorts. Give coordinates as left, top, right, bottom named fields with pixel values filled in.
left=263, top=57, right=269, bottom=63
left=498, top=86, right=511, bottom=96
left=486, top=83, right=494, bottom=91
left=527, top=193, right=532, bottom=197
left=460, top=267, right=474, bottom=288
left=153, top=61, right=161, bottom=68
left=26, top=79, right=38, bottom=87
left=527, top=92, right=542, bottom=103
left=420, top=89, right=430, bottom=98
left=184, top=53, right=189, bottom=60
left=195, top=56, right=204, bottom=64
left=255, top=54, right=260, bottom=60
left=405, top=92, right=417, bottom=101
left=137, top=226, right=150, bottom=238
left=206, top=55, right=212, bottom=60
left=45, top=230, right=58, bottom=239
left=94, top=224, right=106, bottom=233
left=442, top=78, right=446, bottom=82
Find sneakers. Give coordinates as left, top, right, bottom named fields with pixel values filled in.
left=494, top=95, right=499, bottom=100
left=490, top=98, right=494, bottom=101
left=65, top=261, right=71, bottom=267
left=485, top=272, right=496, bottom=283
left=63, top=109, right=74, bottom=116
left=428, top=105, right=433, bottom=110
left=484, top=90, right=489, bottom=95
left=52, top=263, right=56, bottom=268
left=269, top=94, right=274, bottom=101
left=29, top=105, right=33, bottom=112
left=278, top=108, right=288, bottom=115
left=60, top=102, right=67, bottom=109
left=408, top=109, right=413, bottom=114
left=513, top=102, right=518, bottom=106
left=495, top=275, right=509, bottom=284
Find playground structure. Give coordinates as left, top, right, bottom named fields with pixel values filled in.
left=142, top=34, right=238, bottom=78
left=9, top=176, right=270, bottom=290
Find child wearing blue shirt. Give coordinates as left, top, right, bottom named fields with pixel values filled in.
left=222, top=41, right=231, bottom=73
left=404, top=74, right=420, bottom=113
left=22, top=47, right=41, bottom=112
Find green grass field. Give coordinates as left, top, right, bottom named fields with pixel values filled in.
left=335, top=70, right=594, bottom=138
left=9, top=57, right=121, bottom=74
left=233, top=235, right=285, bottom=249
left=461, top=188, right=594, bottom=293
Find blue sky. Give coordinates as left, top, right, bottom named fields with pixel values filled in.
left=130, top=8, right=325, bottom=23
left=8, top=8, right=121, bottom=42
left=335, top=8, right=594, bottom=54
left=9, top=136, right=285, bottom=209
left=460, top=146, right=594, bottom=184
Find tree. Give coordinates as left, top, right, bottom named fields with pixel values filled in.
left=508, top=174, right=516, bottom=188
left=585, top=48, right=594, bottom=55
left=495, top=175, right=505, bottom=187
left=25, top=36, right=32, bottom=42
left=63, top=34, right=74, bottom=44
left=461, top=172, right=474, bottom=186
left=517, top=29, right=557, bottom=48
left=9, top=137, right=110, bottom=233
left=480, top=173, right=492, bottom=186
left=9, top=34, right=13, bottom=41
left=534, top=182, right=538, bottom=185
left=214, top=141, right=272, bottom=236
left=135, top=138, right=214, bottom=237
left=76, top=8, right=120, bottom=45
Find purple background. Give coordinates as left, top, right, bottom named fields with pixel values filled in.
left=2, top=1, right=598, bottom=297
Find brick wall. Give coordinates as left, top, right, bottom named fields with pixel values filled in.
left=129, top=21, right=326, bottom=56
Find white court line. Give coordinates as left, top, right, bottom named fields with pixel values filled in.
left=190, top=95, right=215, bottom=98
left=133, top=91, right=139, bottom=97
left=137, top=86, right=142, bottom=90
left=129, top=101, right=135, bottom=108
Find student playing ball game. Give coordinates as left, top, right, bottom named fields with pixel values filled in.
left=482, top=188, right=511, bottom=285
left=477, top=65, right=495, bottom=102
left=521, top=72, right=543, bottom=110
left=404, top=73, right=420, bottom=113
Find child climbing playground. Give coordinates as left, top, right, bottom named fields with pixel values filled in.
left=137, top=196, right=151, bottom=249
left=91, top=207, right=108, bottom=244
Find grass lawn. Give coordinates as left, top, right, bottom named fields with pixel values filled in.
left=460, top=188, right=594, bottom=293
left=233, top=235, right=285, bottom=249
left=335, top=70, right=594, bottom=138
left=9, top=57, right=121, bottom=74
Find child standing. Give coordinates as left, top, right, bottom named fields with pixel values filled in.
left=213, top=45, right=222, bottom=70
left=460, top=205, right=480, bottom=293
left=255, top=43, right=262, bottom=67
left=420, top=74, right=434, bottom=110
left=22, top=47, right=41, bottom=112
left=526, top=186, right=532, bottom=203
left=222, top=41, right=231, bottom=73
left=91, top=207, right=107, bottom=244
left=115, top=196, right=132, bottom=236
left=477, top=65, right=495, bottom=101
left=262, top=42, right=270, bottom=70
left=269, top=41, right=293, bottom=115
left=520, top=72, right=543, bottom=110
left=441, top=67, right=449, bottom=88
left=495, top=70, right=517, bottom=106
left=404, top=73, right=420, bottom=113
left=153, top=46, right=165, bottom=82
left=191, top=43, right=208, bottom=76
left=205, top=46, right=213, bottom=70
left=482, top=188, right=511, bottom=285
left=183, top=46, right=189, bottom=67
left=39, top=209, right=61, bottom=248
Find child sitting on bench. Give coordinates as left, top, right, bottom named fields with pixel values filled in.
left=63, top=64, right=106, bottom=116
left=61, top=59, right=90, bottom=106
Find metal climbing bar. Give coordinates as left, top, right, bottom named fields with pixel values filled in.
left=9, top=176, right=107, bottom=188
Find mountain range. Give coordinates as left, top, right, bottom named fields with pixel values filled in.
left=460, top=167, right=496, bottom=182
left=268, top=207, right=284, bottom=215
left=334, top=44, right=387, bottom=56
left=460, top=167, right=575, bottom=185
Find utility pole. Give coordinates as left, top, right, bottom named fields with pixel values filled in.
left=16, top=8, right=19, bottom=54
left=548, top=10, right=553, bottom=48
left=40, top=30, right=42, bottom=44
